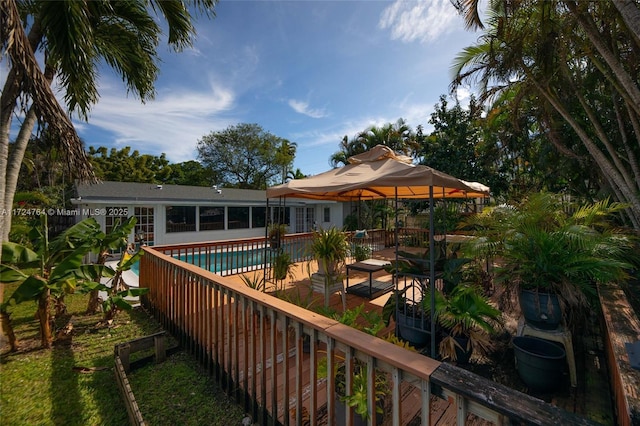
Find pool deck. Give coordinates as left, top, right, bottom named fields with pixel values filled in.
left=221, top=247, right=615, bottom=425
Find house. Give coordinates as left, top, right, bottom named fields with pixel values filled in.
left=72, top=181, right=344, bottom=246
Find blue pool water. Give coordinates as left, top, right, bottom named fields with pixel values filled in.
left=179, top=248, right=267, bottom=273
left=130, top=243, right=306, bottom=276
left=127, top=250, right=263, bottom=276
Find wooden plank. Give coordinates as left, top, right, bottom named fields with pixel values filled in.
left=430, top=363, right=601, bottom=425
left=599, top=285, right=640, bottom=426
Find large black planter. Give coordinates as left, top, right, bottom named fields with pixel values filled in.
left=396, top=311, right=431, bottom=347
left=519, top=289, right=562, bottom=330
left=513, top=336, right=566, bottom=392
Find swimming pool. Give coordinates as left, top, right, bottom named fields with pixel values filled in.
left=131, top=243, right=307, bottom=276
left=179, top=247, right=267, bottom=273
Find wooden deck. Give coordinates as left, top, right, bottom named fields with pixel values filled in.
left=223, top=247, right=614, bottom=425
left=212, top=250, right=470, bottom=425
left=141, top=244, right=607, bottom=426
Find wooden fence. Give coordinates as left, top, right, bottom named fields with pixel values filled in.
left=139, top=245, right=599, bottom=426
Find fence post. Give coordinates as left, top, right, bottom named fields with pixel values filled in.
left=118, top=343, right=131, bottom=373
left=154, top=334, right=166, bottom=364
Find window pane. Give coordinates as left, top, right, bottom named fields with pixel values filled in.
left=252, top=207, right=266, bottom=228
left=271, top=206, right=290, bottom=226
left=324, top=207, right=330, bottom=222
left=166, top=206, right=196, bottom=233
left=135, top=207, right=155, bottom=246
left=228, top=207, right=249, bottom=229
left=200, top=206, right=225, bottom=231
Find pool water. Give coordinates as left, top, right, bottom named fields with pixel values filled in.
left=129, top=244, right=306, bottom=276
left=179, top=245, right=305, bottom=274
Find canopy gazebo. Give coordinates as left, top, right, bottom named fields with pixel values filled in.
left=266, top=145, right=490, bottom=357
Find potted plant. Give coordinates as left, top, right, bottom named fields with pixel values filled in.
left=317, top=305, right=389, bottom=425
left=310, top=226, right=350, bottom=276
left=382, top=243, right=472, bottom=348
left=381, top=283, right=431, bottom=348
left=267, top=223, right=287, bottom=249
left=351, top=243, right=372, bottom=262
left=435, top=284, right=502, bottom=363
left=490, top=193, right=634, bottom=330
left=272, top=249, right=294, bottom=283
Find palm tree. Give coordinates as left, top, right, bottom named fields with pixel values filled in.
left=0, top=0, right=218, bottom=242
left=0, top=0, right=217, bottom=336
left=356, top=118, right=419, bottom=158
left=330, top=119, right=419, bottom=168
left=277, top=139, right=297, bottom=183
left=451, top=0, right=640, bottom=229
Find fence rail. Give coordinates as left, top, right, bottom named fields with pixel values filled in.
left=139, top=245, right=598, bottom=426
left=151, top=229, right=388, bottom=277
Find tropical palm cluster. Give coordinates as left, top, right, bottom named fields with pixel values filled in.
left=0, top=0, right=218, bottom=248
left=451, top=0, right=640, bottom=229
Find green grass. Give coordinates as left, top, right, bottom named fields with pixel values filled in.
left=128, top=351, right=247, bottom=425
left=0, top=286, right=246, bottom=425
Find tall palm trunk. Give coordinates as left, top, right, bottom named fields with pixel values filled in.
left=564, top=1, right=640, bottom=117
left=3, top=107, right=39, bottom=241
left=534, top=80, right=640, bottom=228
left=612, top=0, right=640, bottom=42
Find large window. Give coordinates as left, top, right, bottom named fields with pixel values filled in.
left=135, top=207, right=154, bottom=246
left=323, top=207, right=331, bottom=223
left=105, top=206, right=130, bottom=253
left=252, top=207, right=266, bottom=228
left=166, top=206, right=196, bottom=233
left=199, top=206, right=225, bottom=231
left=228, top=207, right=249, bottom=229
left=105, top=206, right=129, bottom=234
left=270, top=206, right=290, bottom=226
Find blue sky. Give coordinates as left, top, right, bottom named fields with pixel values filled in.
left=72, top=0, right=481, bottom=177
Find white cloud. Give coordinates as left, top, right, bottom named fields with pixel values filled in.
left=288, top=99, right=328, bottom=119
left=79, top=77, right=236, bottom=162
left=379, top=0, right=460, bottom=44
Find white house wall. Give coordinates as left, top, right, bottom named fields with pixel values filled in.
left=76, top=202, right=265, bottom=246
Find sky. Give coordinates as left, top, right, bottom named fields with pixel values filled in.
left=71, top=0, right=482, bottom=177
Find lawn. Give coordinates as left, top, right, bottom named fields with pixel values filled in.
left=0, top=286, right=247, bottom=425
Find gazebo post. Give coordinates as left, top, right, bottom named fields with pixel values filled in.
left=429, top=185, right=436, bottom=358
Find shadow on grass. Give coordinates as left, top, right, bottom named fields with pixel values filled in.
left=50, top=337, right=82, bottom=425
left=87, top=306, right=166, bottom=426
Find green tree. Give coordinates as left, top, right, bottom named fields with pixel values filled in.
left=0, top=0, right=217, bottom=344
left=196, top=123, right=295, bottom=189
left=330, top=118, right=418, bottom=167
left=420, top=95, right=508, bottom=192
left=88, top=146, right=173, bottom=183
left=1, top=217, right=108, bottom=348
left=0, top=0, right=218, bottom=244
left=82, top=216, right=148, bottom=320
left=286, top=168, right=307, bottom=181
left=451, top=0, right=640, bottom=229
left=164, top=160, right=214, bottom=186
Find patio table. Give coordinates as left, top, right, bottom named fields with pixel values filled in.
left=345, top=258, right=392, bottom=299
